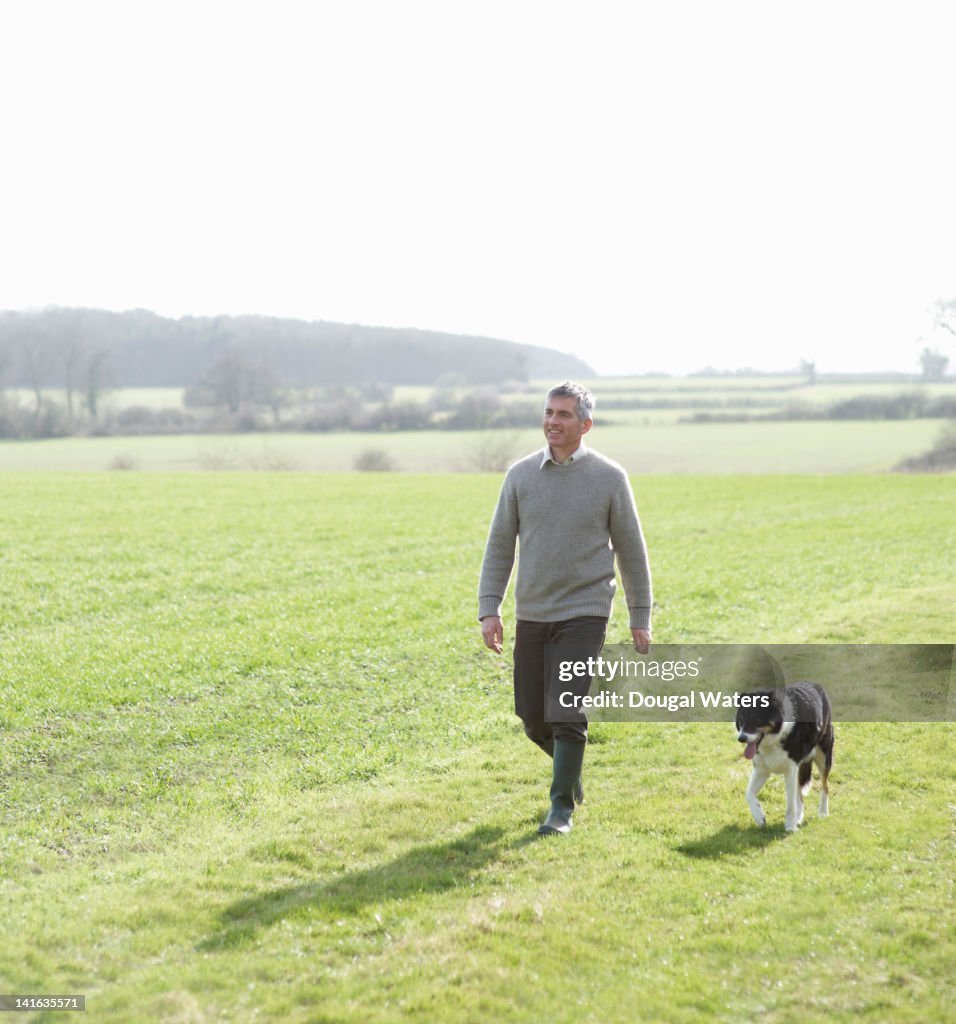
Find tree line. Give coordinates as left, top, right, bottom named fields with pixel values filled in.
left=0, top=307, right=591, bottom=390
left=0, top=307, right=594, bottom=438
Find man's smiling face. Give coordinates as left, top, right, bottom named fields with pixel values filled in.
left=543, top=394, right=592, bottom=460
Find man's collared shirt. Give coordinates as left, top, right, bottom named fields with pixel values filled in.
left=539, top=442, right=589, bottom=469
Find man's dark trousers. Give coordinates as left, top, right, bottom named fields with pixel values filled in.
left=513, top=615, right=608, bottom=747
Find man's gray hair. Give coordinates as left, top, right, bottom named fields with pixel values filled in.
left=546, top=381, right=594, bottom=422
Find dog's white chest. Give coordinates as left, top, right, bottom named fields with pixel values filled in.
left=755, top=740, right=792, bottom=774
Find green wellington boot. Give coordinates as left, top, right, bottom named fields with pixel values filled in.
left=536, top=736, right=584, bottom=804
left=537, top=740, right=586, bottom=835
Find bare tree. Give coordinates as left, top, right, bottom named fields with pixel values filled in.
left=202, top=349, right=248, bottom=413
left=934, top=298, right=956, bottom=337
left=60, top=334, right=87, bottom=423
left=247, top=359, right=285, bottom=423
left=17, top=327, right=54, bottom=414
left=201, top=348, right=284, bottom=415
left=85, top=350, right=112, bottom=417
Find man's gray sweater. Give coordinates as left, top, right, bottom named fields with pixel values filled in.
left=478, top=447, right=652, bottom=629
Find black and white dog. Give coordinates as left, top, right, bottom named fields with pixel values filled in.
left=735, top=682, right=834, bottom=832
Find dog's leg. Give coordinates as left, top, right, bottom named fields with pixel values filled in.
left=745, top=764, right=769, bottom=827
left=814, top=747, right=830, bottom=818
left=784, top=762, right=802, bottom=831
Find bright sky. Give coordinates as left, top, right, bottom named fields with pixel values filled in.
left=2, top=0, right=954, bottom=375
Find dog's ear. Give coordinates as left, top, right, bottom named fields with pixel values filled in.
left=764, top=649, right=786, bottom=690
left=735, top=648, right=783, bottom=691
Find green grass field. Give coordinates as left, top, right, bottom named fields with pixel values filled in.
left=0, top=473, right=953, bottom=1022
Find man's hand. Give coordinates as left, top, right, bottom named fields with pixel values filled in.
left=631, top=628, right=651, bottom=654
left=481, top=615, right=504, bottom=654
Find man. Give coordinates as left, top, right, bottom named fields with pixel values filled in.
left=478, top=381, right=652, bottom=836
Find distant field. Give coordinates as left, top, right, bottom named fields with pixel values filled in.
left=14, top=377, right=955, bottom=416
left=101, top=387, right=187, bottom=411
left=573, top=377, right=956, bottom=413
left=571, top=375, right=807, bottom=391
left=10, top=387, right=188, bottom=411
left=0, top=419, right=946, bottom=473
left=4, top=377, right=951, bottom=473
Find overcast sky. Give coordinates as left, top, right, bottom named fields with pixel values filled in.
left=2, top=0, right=954, bottom=375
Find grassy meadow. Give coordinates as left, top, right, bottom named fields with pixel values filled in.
left=1, top=472, right=954, bottom=1022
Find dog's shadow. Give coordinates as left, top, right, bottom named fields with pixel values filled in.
left=675, top=823, right=788, bottom=860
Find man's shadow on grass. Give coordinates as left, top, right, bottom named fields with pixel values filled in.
left=199, top=824, right=535, bottom=952
left=675, top=823, right=787, bottom=860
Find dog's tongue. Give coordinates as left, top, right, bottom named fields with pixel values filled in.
left=744, top=742, right=758, bottom=760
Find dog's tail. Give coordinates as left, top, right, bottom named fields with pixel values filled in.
left=799, top=760, right=813, bottom=796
